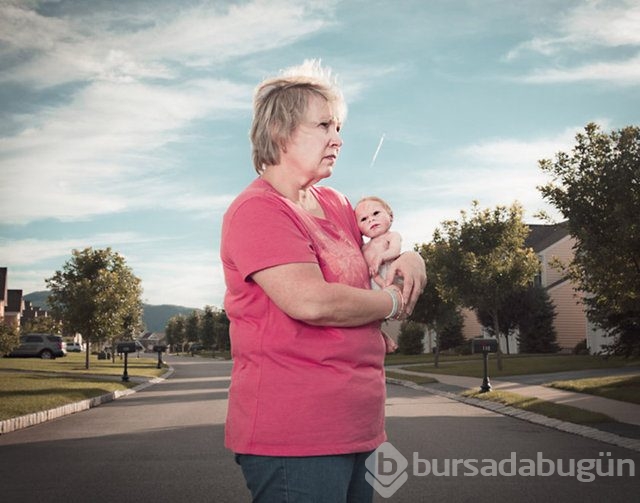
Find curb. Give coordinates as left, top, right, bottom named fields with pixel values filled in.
left=386, top=377, right=640, bottom=453
left=0, top=367, right=175, bottom=435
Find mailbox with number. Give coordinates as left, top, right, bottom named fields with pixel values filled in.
left=472, top=338, right=498, bottom=354
left=116, top=341, right=137, bottom=354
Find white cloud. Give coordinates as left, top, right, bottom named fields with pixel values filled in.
left=507, top=0, right=640, bottom=59
left=388, top=127, right=587, bottom=248
left=0, top=0, right=337, bottom=88
left=521, top=53, right=640, bottom=85
left=132, top=250, right=226, bottom=308
left=506, top=1, right=640, bottom=85
left=0, top=78, right=250, bottom=224
left=0, top=233, right=142, bottom=266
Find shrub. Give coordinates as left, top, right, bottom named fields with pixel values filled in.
left=398, top=321, right=425, bottom=355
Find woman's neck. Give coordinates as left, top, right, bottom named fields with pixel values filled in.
left=260, top=167, right=324, bottom=217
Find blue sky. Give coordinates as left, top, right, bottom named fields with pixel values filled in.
left=1, top=0, right=639, bottom=309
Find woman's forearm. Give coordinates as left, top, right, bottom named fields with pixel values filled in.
left=251, top=262, right=395, bottom=327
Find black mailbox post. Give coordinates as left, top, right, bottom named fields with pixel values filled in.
left=116, top=341, right=137, bottom=382
left=153, top=344, right=167, bottom=369
left=472, top=338, right=498, bottom=393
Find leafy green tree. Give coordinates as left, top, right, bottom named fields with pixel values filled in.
left=0, top=320, right=19, bottom=356
left=539, top=123, right=640, bottom=356
left=213, top=309, right=231, bottom=351
left=21, top=315, right=61, bottom=335
left=397, top=320, right=425, bottom=355
left=430, top=202, right=540, bottom=369
left=476, top=284, right=559, bottom=353
left=46, top=247, right=143, bottom=369
left=165, top=314, right=186, bottom=353
left=201, top=306, right=216, bottom=349
left=185, top=310, right=201, bottom=348
left=413, top=243, right=464, bottom=366
left=517, top=285, right=560, bottom=353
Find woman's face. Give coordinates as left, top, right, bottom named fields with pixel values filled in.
left=281, top=94, right=343, bottom=185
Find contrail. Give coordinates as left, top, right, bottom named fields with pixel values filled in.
left=369, top=133, right=386, bottom=169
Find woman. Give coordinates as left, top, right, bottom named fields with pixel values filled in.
left=220, top=60, right=426, bottom=502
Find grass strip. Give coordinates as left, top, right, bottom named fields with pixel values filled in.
left=462, top=389, right=613, bottom=425
left=0, top=352, right=166, bottom=378
left=400, top=355, right=639, bottom=379
left=0, top=372, right=136, bottom=420
left=385, top=370, right=438, bottom=385
left=548, top=374, right=640, bottom=405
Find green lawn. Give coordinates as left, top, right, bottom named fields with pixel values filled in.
left=0, top=351, right=166, bottom=378
left=0, top=353, right=167, bottom=421
left=548, top=374, right=640, bottom=405
left=462, top=389, right=614, bottom=425
left=397, top=354, right=640, bottom=379
left=0, top=372, right=137, bottom=420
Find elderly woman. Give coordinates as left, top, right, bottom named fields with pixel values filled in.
left=220, top=60, right=426, bottom=502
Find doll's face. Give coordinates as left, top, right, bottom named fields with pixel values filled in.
left=355, top=200, right=392, bottom=238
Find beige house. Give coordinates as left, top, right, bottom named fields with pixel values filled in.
left=460, top=223, right=608, bottom=354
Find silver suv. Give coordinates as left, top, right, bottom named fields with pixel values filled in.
left=8, top=333, right=67, bottom=359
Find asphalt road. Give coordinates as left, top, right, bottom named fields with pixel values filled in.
left=0, top=355, right=637, bottom=503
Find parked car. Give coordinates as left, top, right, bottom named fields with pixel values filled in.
left=7, top=333, right=67, bottom=359
left=66, top=342, right=83, bottom=352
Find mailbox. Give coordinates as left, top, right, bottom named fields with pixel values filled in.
left=116, top=341, right=138, bottom=354
left=153, top=345, right=167, bottom=353
left=472, top=338, right=498, bottom=354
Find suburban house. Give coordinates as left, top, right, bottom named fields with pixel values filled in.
left=1, top=268, right=26, bottom=329
left=460, top=222, right=609, bottom=354
left=387, top=223, right=610, bottom=355
left=1, top=267, right=52, bottom=330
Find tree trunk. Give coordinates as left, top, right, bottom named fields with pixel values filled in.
left=492, top=311, right=503, bottom=371
left=85, top=340, right=90, bottom=370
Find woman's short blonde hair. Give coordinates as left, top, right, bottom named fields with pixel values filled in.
left=250, top=60, right=347, bottom=174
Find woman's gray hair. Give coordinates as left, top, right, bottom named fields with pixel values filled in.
left=250, top=59, right=347, bottom=174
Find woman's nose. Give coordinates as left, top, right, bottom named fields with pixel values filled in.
left=330, top=128, right=343, bottom=147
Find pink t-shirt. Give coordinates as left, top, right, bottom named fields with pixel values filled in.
left=221, top=178, right=386, bottom=456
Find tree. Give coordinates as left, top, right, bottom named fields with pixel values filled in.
left=397, top=321, right=425, bottom=355
left=476, top=284, right=559, bottom=353
left=412, top=243, right=465, bottom=366
left=21, top=315, right=61, bottom=335
left=46, top=247, right=143, bottom=369
left=539, top=123, right=640, bottom=356
left=0, top=320, right=19, bottom=356
left=185, top=310, right=201, bottom=348
left=213, top=309, right=231, bottom=351
left=517, top=285, right=560, bottom=353
left=201, top=306, right=216, bottom=349
left=430, top=202, right=540, bottom=369
left=165, top=314, right=186, bottom=353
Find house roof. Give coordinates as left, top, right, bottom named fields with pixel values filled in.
left=0, top=267, right=7, bottom=301
left=526, top=222, right=570, bottom=253
left=6, top=289, right=23, bottom=312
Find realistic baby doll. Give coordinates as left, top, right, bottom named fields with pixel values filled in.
left=355, top=196, right=403, bottom=353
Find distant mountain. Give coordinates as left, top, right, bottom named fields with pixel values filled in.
left=142, top=304, right=200, bottom=332
left=23, top=291, right=199, bottom=333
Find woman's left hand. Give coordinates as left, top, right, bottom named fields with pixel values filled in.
left=384, top=252, right=427, bottom=317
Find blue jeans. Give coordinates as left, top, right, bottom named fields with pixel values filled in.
left=235, top=452, right=374, bottom=502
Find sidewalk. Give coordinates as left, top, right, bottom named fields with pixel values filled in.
left=386, top=365, right=640, bottom=452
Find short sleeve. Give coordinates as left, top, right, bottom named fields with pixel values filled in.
left=222, top=195, right=318, bottom=281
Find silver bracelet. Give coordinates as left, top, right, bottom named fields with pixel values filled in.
left=384, top=287, right=399, bottom=320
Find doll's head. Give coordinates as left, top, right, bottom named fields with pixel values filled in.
left=355, top=196, right=393, bottom=239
